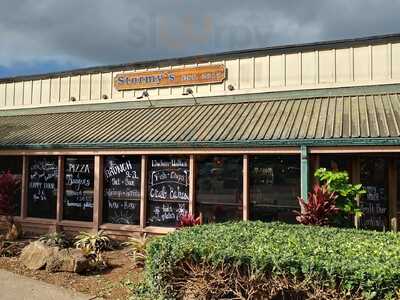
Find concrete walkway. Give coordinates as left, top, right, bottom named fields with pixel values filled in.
left=0, top=269, right=100, bottom=300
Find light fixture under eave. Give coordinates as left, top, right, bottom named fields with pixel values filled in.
left=182, top=87, right=198, bottom=105
left=137, top=90, right=152, bottom=106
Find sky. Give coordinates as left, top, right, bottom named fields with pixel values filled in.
left=0, top=0, right=400, bottom=78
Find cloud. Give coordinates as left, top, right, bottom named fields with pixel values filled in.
left=0, top=0, right=399, bottom=77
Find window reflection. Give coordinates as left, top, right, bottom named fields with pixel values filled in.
left=250, top=156, right=300, bottom=223
left=0, top=156, right=22, bottom=216
left=196, top=156, right=243, bottom=223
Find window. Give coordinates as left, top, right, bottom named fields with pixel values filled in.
left=0, top=156, right=22, bottom=216
left=103, top=156, right=141, bottom=225
left=27, top=157, right=58, bottom=219
left=63, top=157, right=94, bottom=222
left=147, top=156, right=189, bottom=227
left=250, top=156, right=300, bottom=223
left=196, top=156, right=243, bottom=223
left=319, top=155, right=352, bottom=176
left=360, top=158, right=388, bottom=231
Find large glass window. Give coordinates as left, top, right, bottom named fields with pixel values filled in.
left=196, top=156, right=243, bottom=223
left=360, top=158, right=388, bottom=231
left=147, top=156, right=189, bottom=227
left=103, top=156, right=141, bottom=225
left=27, top=157, right=58, bottom=219
left=319, top=155, right=353, bottom=177
left=249, top=156, right=300, bottom=223
left=0, top=156, right=23, bottom=216
left=63, top=157, right=94, bottom=222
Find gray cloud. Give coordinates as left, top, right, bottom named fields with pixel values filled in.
left=0, top=0, right=399, bottom=71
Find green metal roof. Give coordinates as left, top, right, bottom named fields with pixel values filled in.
left=1, top=89, right=400, bottom=149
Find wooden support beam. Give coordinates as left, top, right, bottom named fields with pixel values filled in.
left=140, top=155, right=147, bottom=229
left=310, top=154, right=320, bottom=186
left=300, top=146, right=309, bottom=201
left=93, top=155, right=103, bottom=231
left=388, top=158, right=397, bottom=231
left=243, top=155, right=249, bottom=221
left=20, top=156, right=28, bottom=219
left=189, top=155, right=196, bottom=215
left=56, top=156, right=64, bottom=227
left=352, top=157, right=361, bottom=229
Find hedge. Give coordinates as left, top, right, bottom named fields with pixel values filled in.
left=138, top=222, right=400, bottom=299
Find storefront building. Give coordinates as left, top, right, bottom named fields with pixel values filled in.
left=1, top=33, right=400, bottom=235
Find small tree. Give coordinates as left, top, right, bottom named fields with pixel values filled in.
left=314, top=168, right=365, bottom=227
left=295, top=184, right=339, bottom=226
left=0, top=171, right=21, bottom=240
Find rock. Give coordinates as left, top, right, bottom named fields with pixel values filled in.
left=20, top=241, right=59, bottom=270
left=46, top=248, right=89, bottom=274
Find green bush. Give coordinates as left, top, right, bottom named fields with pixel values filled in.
left=139, top=222, right=400, bottom=299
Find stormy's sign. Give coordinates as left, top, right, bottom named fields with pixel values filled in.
left=114, top=64, right=225, bottom=91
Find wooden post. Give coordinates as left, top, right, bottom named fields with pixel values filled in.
left=93, top=155, right=103, bottom=232
left=243, top=155, right=249, bottom=221
left=140, top=155, right=147, bottom=229
left=352, top=157, right=361, bottom=229
left=310, top=154, right=320, bottom=186
left=56, top=156, right=64, bottom=229
left=300, top=146, right=309, bottom=201
left=189, top=155, right=196, bottom=215
left=388, top=158, right=397, bottom=231
left=20, top=155, right=28, bottom=219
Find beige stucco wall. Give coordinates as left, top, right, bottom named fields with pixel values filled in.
left=1, top=41, right=400, bottom=109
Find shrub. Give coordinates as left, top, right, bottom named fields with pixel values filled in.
left=315, top=168, right=365, bottom=227
left=177, top=212, right=202, bottom=228
left=0, top=171, right=22, bottom=240
left=295, top=184, right=340, bottom=226
left=74, top=230, right=111, bottom=253
left=123, top=234, right=152, bottom=267
left=138, top=222, right=400, bottom=299
left=39, top=231, right=71, bottom=248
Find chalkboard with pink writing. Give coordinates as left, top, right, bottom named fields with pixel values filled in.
left=103, top=156, right=141, bottom=224
left=63, top=157, right=94, bottom=222
left=147, top=156, right=189, bottom=227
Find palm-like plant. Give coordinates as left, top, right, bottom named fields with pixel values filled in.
left=295, top=184, right=340, bottom=226
left=123, top=234, right=151, bottom=267
left=74, top=230, right=111, bottom=253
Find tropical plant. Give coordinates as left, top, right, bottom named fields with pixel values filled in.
left=315, top=168, right=366, bottom=226
left=123, top=234, right=151, bottom=267
left=0, top=171, right=21, bottom=240
left=39, top=231, right=71, bottom=248
left=74, top=230, right=111, bottom=254
left=295, top=184, right=339, bottom=226
left=177, top=212, right=202, bottom=228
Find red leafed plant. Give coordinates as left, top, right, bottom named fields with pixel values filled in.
left=295, top=184, right=340, bottom=226
left=178, top=212, right=202, bottom=228
left=0, top=171, right=21, bottom=239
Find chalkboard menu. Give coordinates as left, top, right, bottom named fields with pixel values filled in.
left=103, top=156, right=141, bottom=224
left=0, top=156, right=22, bottom=216
left=360, top=186, right=388, bottom=230
left=63, top=157, right=94, bottom=222
left=360, top=159, right=388, bottom=231
left=147, top=156, right=189, bottom=227
left=27, top=157, right=58, bottom=219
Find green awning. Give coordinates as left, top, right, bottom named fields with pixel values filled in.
left=1, top=88, right=400, bottom=149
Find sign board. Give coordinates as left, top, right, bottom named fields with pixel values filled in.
left=103, top=156, right=141, bottom=225
left=27, top=157, right=58, bottom=219
left=147, top=156, right=189, bottom=227
left=63, top=157, right=94, bottom=222
left=114, top=64, right=226, bottom=91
